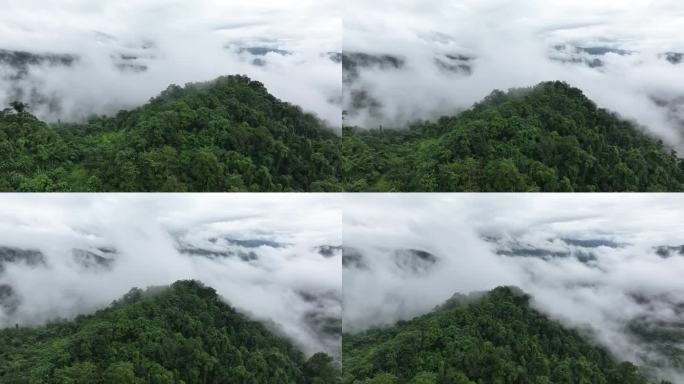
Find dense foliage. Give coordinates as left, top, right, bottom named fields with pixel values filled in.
left=0, top=75, right=341, bottom=192
left=4, top=78, right=682, bottom=191
left=342, top=81, right=684, bottom=191
left=0, top=280, right=340, bottom=384
left=343, top=287, right=672, bottom=384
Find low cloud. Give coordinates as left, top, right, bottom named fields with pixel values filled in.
left=0, top=0, right=342, bottom=129
left=344, top=0, right=684, bottom=151
left=343, top=194, right=684, bottom=382
left=0, top=194, right=342, bottom=357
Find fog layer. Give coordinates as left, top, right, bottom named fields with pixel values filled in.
left=344, top=0, right=684, bottom=151
left=0, top=0, right=341, bottom=128
left=0, top=194, right=342, bottom=357
left=343, top=194, right=684, bottom=381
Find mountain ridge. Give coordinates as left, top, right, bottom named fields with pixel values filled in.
left=0, top=74, right=342, bottom=192
left=0, top=279, right=341, bottom=384
left=342, top=81, right=684, bottom=191
left=342, top=286, right=674, bottom=384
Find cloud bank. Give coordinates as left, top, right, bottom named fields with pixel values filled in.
left=344, top=0, right=684, bottom=151
left=0, top=193, right=342, bottom=357
left=343, top=194, right=684, bottom=381
left=0, top=0, right=341, bottom=128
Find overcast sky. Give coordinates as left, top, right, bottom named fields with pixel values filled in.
left=0, top=193, right=342, bottom=357
left=344, top=0, right=684, bottom=151
left=343, top=193, right=684, bottom=382
left=0, top=0, right=341, bottom=127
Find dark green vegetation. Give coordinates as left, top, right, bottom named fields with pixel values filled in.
left=0, top=75, right=341, bottom=192
left=343, top=287, right=672, bottom=384
left=343, top=82, right=684, bottom=191
left=0, top=280, right=340, bottom=384
left=5, top=77, right=683, bottom=192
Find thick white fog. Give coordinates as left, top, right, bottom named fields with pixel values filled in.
left=344, top=0, right=684, bottom=151
left=0, top=194, right=342, bottom=357
left=343, top=194, right=684, bottom=381
left=0, top=0, right=341, bottom=128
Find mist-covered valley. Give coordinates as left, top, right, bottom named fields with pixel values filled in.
left=0, top=0, right=341, bottom=127
left=0, top=194, right=342, bottom=358
left=343, top=194, right=684, bottom=382
left=343, top=0, right=684, bottom=154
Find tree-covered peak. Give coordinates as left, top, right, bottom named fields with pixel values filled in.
left=0, top=74, right=342, bottom=192
left=0, top=279, right=341, bottom=383
left=343, top=286, right=672, bottom=384
left=343, top=80, right=684, bottom=192
left=150, top=75, right=273, bottom=110
left=435, top=286, right=528, bottom=313
left=476, top=81, right=591, bottom=109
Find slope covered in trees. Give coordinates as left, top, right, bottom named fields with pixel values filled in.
left=342, top=82, right=684, bottom=191
left=0, top=75, right=341, bottom=192
left=0, top=280, right=340, bottom=384
left=343, top=287, right=672, bottom=384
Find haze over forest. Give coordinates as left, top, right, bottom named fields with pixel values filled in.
left=0, top=0, right=342, bottom=128
left=343, top=194, right=684, bottom=382
left=343, top=0, right=684, bottom=152
left=0, top=194, right=342, bottom=358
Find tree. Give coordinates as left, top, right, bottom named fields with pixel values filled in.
left=0, top=280, right=340, bottom=383
left=103, top=362, right=140, bottom=384
left=303, top=352, right=341, bottom=384
left=342, top=82, right=684, bottom=192
left=9, top=101, right=27, bottom=113
left=0, top=75, right=342, bottom=192
left=343, top=287, right=658, bottom=384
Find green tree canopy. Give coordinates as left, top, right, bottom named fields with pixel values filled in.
left=0, top=75, right=341, bottom=192
left=342, top=81, right=684, bottom=191
left=0, top=280, right=340, bottom=384
left=343, top=287, right=670, bottom=384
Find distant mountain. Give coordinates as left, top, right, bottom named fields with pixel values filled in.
left=0, top=75, right=341, bottom=192
left=0, top=47, right=155, bottom=114
left=482, top=235, right=623, bottom=265
left=662, top=52, right=683, bottom=65
left=342, top=51, right=473, bottom=120
left=550, top=44, right=632, bottom=68
left=343, top=81, right=684, bottom=191
left=627, top=291, right=684, bottom=378
left=343, top=286, right=672, bottom=384
left=0, top=280, right=340, bottom=384
left=0, top=49, right=78, bottom=78
left=225, top=44, right=294, bottom=67
left=342, top=246, right=439, bottom=275
left=0, top=237, right=343, bottom=358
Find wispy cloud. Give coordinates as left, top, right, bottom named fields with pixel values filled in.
left=0, top=193, right=342, bottom=357
left=343, top=194, right=684, bottom=381
left=0, top=0, right=342, bottom=128
left=344, top=0, right=684, bottom=151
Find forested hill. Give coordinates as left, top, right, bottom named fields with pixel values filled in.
left=0, top=75, right=342, bottom=192
left=0, top=280, right=341, bottom=384
left=342, top=287, right=672, bottom=384
left=343, top=81, right=684, bottom=192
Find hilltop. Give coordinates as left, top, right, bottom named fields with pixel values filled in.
left=343, top=81, right=684, bottom=191
left=0, top=75, right=341, bottom=192
left=342, top=286, right=672, bottom=384
left=0, top=280, right=340, bottom=383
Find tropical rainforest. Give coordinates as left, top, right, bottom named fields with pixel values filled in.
left=3, top=78, right=684, bottom=192
left=342, top=81, right=684, bottom=192
left=342, top=287, right=672, bottom=384
left=0, top=280, right=340, bottom=384
left=0, top=75, right=341, bottom=192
